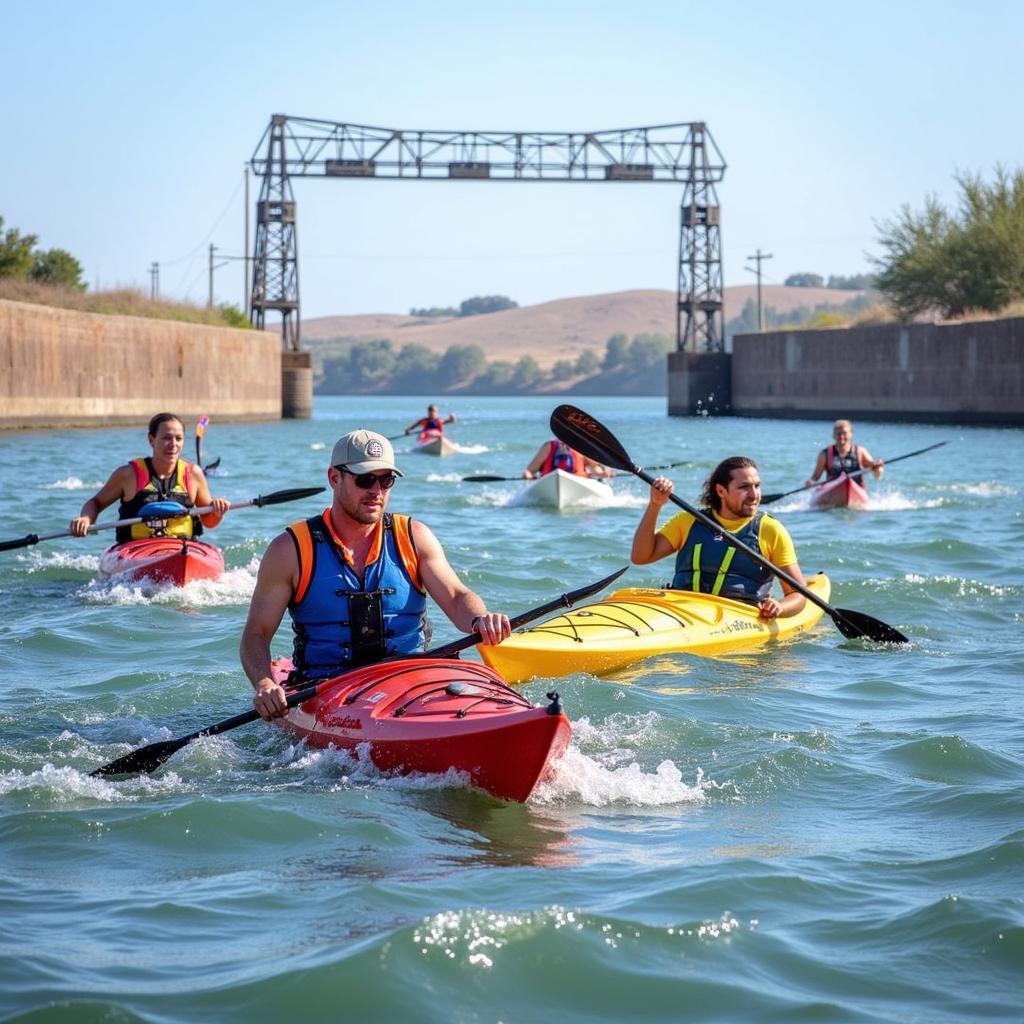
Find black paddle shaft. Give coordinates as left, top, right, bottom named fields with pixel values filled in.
left=550, top=404, right=909, bottom=644
left=89, top=565, right=629, bottom=778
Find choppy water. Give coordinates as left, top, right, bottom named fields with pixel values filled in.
left=1, top=396, right=1021, bottom=1023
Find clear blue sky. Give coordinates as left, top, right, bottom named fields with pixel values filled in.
left=4, top=0, right=1023, bottom=319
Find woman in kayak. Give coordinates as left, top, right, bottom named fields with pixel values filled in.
left=241, top=428, right=512, bottom=722
left=68, top=412, right=230, bottom=541
left=631, top=456, right=807, bottom=620
left=522, top=439, right=615, bottom=480
left=805, top=419, right=884, bottom=490
left=404, top=404, right=456, bottom=439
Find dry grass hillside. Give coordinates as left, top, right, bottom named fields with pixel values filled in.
left=301, top=286, right=865, bottom=368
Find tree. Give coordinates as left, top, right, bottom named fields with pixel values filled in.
left=436, top=343, right=486, bottom=385
left=574, top=349, right=600, bottom=375
left=393, top=343, right=440, bottom=382
left=784, top=272, right=824, bottom=288
left=510, top=355, right=544, bottom=390
left=826, top=273, right=874, bottom=291
left=348, top=338, right=396, bottom=389
left=31, top=248, right=86, bottom=290
left=458, top=295, right=518, bottom=316
left=873, top=166, right=1024, bottom=319
left=0, top=217, right=38, bottom=280
left=602, top=332, right=629, bottom=371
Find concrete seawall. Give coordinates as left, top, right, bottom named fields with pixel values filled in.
left=0, top=299, right=282, bottom=428
left=670, top=317, right=1024, bottom=424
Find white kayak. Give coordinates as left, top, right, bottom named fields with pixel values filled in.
left=513, top=469, right=614, bottom=510
left=414, top=432, right=459, bottom=457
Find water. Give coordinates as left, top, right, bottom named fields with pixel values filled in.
left=1, top=396, right=1021, bottom=1023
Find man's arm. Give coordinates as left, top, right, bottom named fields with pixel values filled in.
left=858, top=446, right=884, bottom=479
left=759, top=562, right=808, bottom=619
left=631, top=477, right=677, bottom=564
left=805, top=451, right=826, bottom=488
left=404, top=417, right=425, bottom=435
left=240, top=533, right=299, bottom=720
left=523, top=444, right=548, bottom=479
left=412, top=521, right=510, bottom=645
left=69, top=465, right=133, bottom=536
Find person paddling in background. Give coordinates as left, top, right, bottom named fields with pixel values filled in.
left=806, top=419, right=884, bottom=490
left=632, top=456, right=807, bottom=620
left=405, top=404, right=456, bottom=439
left=523, top=439, right=614, bottom=480
left=69, top=412, right=229, bottom=541
left=241, top=428, right=512, bottom=721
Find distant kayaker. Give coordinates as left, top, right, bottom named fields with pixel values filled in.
left=522, top=439, right=615, bottom=480
left=631, top=456, right=807, bottom=620
left=69, top=412, right=230, bottom=541
left=241, top=428, right=512, bottom=721
left=404, top=404, right=456, bottom=438
left=805, top=420, right=884, bottom=489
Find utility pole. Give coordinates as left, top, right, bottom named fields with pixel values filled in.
left=243, top=165, right=251, bottom=314
left=745, top=249, right=773, bottom=330
left=149, top=262, right=159, bottom=299
left=207, top=244, right=228, bottom=308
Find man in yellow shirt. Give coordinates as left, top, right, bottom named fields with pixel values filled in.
left=631, top=456, right=807, bottom=620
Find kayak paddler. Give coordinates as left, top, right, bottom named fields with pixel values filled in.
left=69, top=412, right=230, bottom=541
left=522, top=439, right=615, bottom=480
left=241, top=428, right=512, bottom=722
left=404, top=403, right=456, bottom=439
left=631, top=456, right=808, bottom=620
left=805, top=419, right=884, bottom=490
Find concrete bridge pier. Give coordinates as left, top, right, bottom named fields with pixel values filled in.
left=667, top=351, right=732, bottom=416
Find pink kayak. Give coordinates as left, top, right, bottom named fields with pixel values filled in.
left=98, top=537, right=225, bottom=586
left=810, top=473, right=870, bottom=510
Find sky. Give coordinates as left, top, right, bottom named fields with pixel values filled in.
left=4, top=0, right=1024, bottom=321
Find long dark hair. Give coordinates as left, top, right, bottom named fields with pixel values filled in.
left=148, top=412, right=184, bottom=438
left=699, top=456, right=758, bottom=512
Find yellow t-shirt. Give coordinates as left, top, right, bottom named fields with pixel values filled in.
left=657, top=510, right=798, bottom=569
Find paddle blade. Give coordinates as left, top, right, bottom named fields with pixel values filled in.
left=251, top=487, right=325, bottom=507
left=0, top=533, right=40, bottom=552
left=832, top=607, right=909, bottom=644
left=760, top=492, right=787, bottom=506
left=462, top=475, right=513, bottom=483
left=550, top=405, right=635, bottom=473
left=90, top=736, right=189, bottom=777
left=204, top=457, right=222, bottom=473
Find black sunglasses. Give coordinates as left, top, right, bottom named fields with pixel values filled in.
left=339, top=468, right=398, bottom=490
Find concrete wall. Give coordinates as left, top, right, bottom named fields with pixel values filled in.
left=0, top=299, right=281, bottom=428
left=729, top=317, right=1024, bottom=424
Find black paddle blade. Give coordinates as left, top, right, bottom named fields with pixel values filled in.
left=832, top=608, right=909, bottom=644
left=550, top=405, right=635, bottom=473
left=204, top=457, right=222, bottom=473
left=463, top=475, right=514, bottom=483
left=0, top=533, right=40, bottom=553
left=90, top=736, right=190, bottom=777
left=252, top=486, right=325, bottom=507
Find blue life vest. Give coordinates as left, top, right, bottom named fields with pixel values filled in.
left=824, top=444, right=860, bottom=480
left=670, top=511, right=773, bottom=604
left=287, top=511, right=427, bottom=678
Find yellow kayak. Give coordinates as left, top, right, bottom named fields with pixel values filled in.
left=478, top=573, right=831, bottom=682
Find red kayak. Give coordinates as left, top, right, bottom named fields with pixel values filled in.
left=810, top=473, right=870, bottom=510
left=98, top=537, right=226, bottom=586
left=271, top=656, right=571, bottom=802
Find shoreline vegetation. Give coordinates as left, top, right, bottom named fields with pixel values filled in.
left=0, top=279, right=251, bottom=329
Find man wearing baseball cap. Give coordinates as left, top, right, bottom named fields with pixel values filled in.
left=241, top=428, right=511, bottom=721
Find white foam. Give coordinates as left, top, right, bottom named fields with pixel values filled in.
left=43, top=477, right=102, bottom=490
left=0, top=763, right=186, bottom=803
left=21, top=550, right=100, bottom=572
left=452, top=443, right=489, bottom=455
left=426, top=472, right=464, bottom=483
left=79, top=559, right=259, bottom=607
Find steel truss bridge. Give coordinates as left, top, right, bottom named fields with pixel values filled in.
left=250, top=115, right=726, bottom=353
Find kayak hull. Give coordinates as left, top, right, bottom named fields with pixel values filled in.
left=810, top=474, right=870, bottom=510
left=98, top=537, right=225, bottom=586
left=514, top=469, right=614, bottom=510
left=415, top=432, right=458, bottom=457
left=271, top=657, right=571, bottom=802
left=479, top=574, right=831, bottom=682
